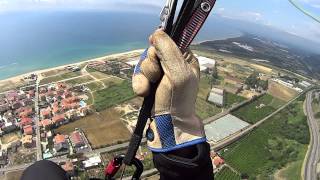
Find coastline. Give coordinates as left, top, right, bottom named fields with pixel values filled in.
left=0, top=49, right=144, bottom=84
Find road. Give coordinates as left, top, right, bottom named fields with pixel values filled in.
left=35, top=78, right=42, bottom=161
left=304, top=91, right=320, bottom=180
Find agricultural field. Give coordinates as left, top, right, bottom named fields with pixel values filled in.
left=198, top=74, right=212, bottom=99
left=0, top=132, right=21, bottom=144
left=93, top=80, right=135, bottom=112
left=225, top=92, right=246, bottom=108
left=3, top=170, right=23, bottom=180
left=64, top=75, right=94, bottom=85
left=220, top=98, right=309, bottom=179
left=196, top=97, right=221, bottom=120
left=56, top=108, right=131, bottom=149
left=86, top=82, right=104, bottom=92
left=268, top=80, right=298, bottom=101
left=232, top=94, right=285, bottom=124
left=215, top=166, right=241, bottom=180
left=40, top=71, right=82, bottom=85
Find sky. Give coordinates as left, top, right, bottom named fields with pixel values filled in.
left=0, top=0, right=319, bottom=42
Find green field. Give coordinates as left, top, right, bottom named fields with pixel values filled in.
left=196, top=97, right=222, bottom=120
left=215, top=166, right=241, bottom=180
left=93, top=80, right=135, bottom=111
left=40, top=71, right=82, bottom=85
left=86, top=82, right=105, bottom=92
left=64, top=75, right=94, bottom=85
left=220, top=98, right=309, bottom=179
left=312, top=98, right=320, bottom=119
left=232, top=94, right=285, bottom=124
left=225, top=92, right=246, bottom=108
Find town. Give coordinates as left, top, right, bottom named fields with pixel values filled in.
left=0, top=49, right=317, bottom=180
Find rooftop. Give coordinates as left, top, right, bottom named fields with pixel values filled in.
left=54, top=134, right=66, bottom=144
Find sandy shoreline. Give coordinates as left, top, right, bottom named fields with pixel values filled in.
left=0, top=49, right=144, bottom=84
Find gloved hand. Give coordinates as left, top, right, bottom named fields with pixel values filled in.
left=132, top=30, right=206, bottom=152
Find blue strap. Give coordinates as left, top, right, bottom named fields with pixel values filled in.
left=134, top=48, right=148, bottom=75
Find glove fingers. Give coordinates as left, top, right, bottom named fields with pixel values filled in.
left=150, top=30, right=189, bottom=83
left=183, top=50, right=200, bottom=80
left=140, top=47, right=162, bottom=83
left=132, top=49, right=151, bottom=97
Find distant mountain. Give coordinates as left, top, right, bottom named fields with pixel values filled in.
left=202, top=16, right=320, bottom=55
left=193, top=34, right=320, bottom=79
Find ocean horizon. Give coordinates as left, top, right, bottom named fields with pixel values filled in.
left=0, top=11, right=242, bottom=80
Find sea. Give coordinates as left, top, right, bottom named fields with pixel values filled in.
left=0, top=11, right=242, bottom=80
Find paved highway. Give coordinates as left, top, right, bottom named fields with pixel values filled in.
left=304, top=91, right=320, bottom=180
left=35, top=78, right=43, bottom=161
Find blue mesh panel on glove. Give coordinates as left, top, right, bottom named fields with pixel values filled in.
left=154, top=114, right=176, bottom=148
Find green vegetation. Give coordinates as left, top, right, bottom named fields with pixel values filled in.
left=196, top=97, right=221, bottom=120
left=40, top=71, right=82, bottom=85
left=198, top=75, right=212, bottom=99
left=215, top=166, right=241, bottom=180
left=232, top=94, right=285, bottom=124
left=64, top=75, right=94, bottom=85
left=93, top=80, right=135, bottom=112
left=225, top=92, right=246, bottom=108
left=86, top=82, right=104, bottom=91
left=245, top=72, right=268, bottom=90
left=221, top=98, right=309, bottom=179
left=312, top=97, right=320, bottom=119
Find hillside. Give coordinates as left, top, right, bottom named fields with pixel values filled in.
left=192, top=34, right=320, bottom=79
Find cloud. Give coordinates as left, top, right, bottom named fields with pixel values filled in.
left=215, top=9, right=263, bottom=22
left=0, top=0, right=165, bottom=12
left=298, top=0, right=320, bottom=8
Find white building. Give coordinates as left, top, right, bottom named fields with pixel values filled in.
left=83, top=155, right=102, bottom=169
left=196, top=56, right=216, bottom=72
left=208, top=88, right=225, bottom=107
left=299, top=81, right=312, bottom=88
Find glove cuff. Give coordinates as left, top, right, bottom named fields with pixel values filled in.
left=146, top=114, right=206, bottom=153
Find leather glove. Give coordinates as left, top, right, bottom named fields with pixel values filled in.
left=132, top=30, right=206, bottom=152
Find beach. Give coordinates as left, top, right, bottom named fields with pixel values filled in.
left=0, top=49, right=144, bottom=92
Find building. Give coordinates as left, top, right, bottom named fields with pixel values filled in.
left=22, top=135, right=33, bottom=148
left=23, top=125, right=33, bottom=135
left=20, top=118, right=33, bottom=127
left=41, top=108, right=52, bottom=119
left=208, top=88, right=225, bottom=107
left=197, top=56, right=216, bottom=72
left=41, top=119, right=53, bottom=130
left=62, top=161, right=75, bottom=177
left=82, top=155, right=102, bottom=169
left=54, top=134, right=69, bottom=153
left=70, top=131, right=85, bottom=148
left=299, top=81, right=312, bottom=88
left=211, top=152, right=225, bottom=169
left=52, top=114, right=67, bottom=126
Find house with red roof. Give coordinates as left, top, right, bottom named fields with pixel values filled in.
left=52, top=105, right=60, bottom=115
left=19, top=107, right=33, bottom=118
left=41, top=108, right=52, bottom=119
left=20, top=118, right=33, bottom=127
left=41, top=119, right=53, bottom=130
left=23, top=125, right=33, bottom=135
left=27, top=90, right=35, bottom=99
left=70, top=131, right=85, bottom=148
left=52, top=114, right=67, bottom=126
left=54, top=134, right=68, bottom=153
